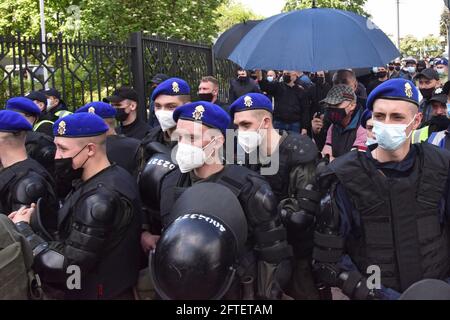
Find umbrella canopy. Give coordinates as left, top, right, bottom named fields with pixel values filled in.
left=229, top=8, right=400, bottom=72
left=213, top=20, right=261, bottom=59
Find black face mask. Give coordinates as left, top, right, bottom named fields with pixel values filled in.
left=395, top=66, right=401, bottom=71
left=417, top=66, right=426, bottom=73
left=54, top=145, right=89, bottom=198
left=429, top=115, right=450, bottom=131
left=325, top=107, right=348, bottom=125
left=115, top=108, right=129, bottom=122
left=388, top=66, right=395, bottom=71
left=377, top=71, right=388, bottom=78
left=198, top=93, right=214, bottom=102
left=250, top=75, right=257, bottom=80
left=283, top=75, right=292, bottom=83
left=420, top=88, right=435, bottom=100
left=237, top=76, right=247, bottom=83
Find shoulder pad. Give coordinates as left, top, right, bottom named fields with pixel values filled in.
left=144, top=141, right=172, bottom=157
left=245, top=177, right=278, bottom=224
left=75, top=187, right=121, bottom=227
left=14, top=172, right=50, bottom=205
left=282, top=132, right=319, bottom=165
left=139, top=152, right=177, bottom=210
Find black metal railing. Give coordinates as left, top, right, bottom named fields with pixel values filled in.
left=0, top=32, right=238, bottom=120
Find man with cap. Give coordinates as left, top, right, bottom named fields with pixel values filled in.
left=435, top=58, right=448, bottom=82
left=230, top=93, right=320, bottom=299
left=6, top=97, right=56, bottom=174
left=156, top=101, right=292, bottom=299
left=8, top=112, right=142, bottom=299
left=412, top=89, right=450, bottom=144
left=320, top=84, right=367, bottom=161
left=0, top=110, right=57, bottom=232
left=400, top=57, right=418, bottom=81
left=105, top=86, right=150, bottom=140
left=25, top=91, right=54, bottom=137
left=42, top=88, right=72, bottom=123
left=148, top=73, right=169, bottom=128
left=415, top=68, right=442, bottom=123
left=75, top=101, right=142, bottom=177
left=138, top=77, right=190, bottom=254
left=313, top=78, right=450, bottom=300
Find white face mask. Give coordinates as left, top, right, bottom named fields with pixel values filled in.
left=437, top=68, right=446, bottom=75
left=46, top=99, right=52, bottom=109
left=155, top=110, right=176, bottom=132
left=407, top=66, right=416, bottom=74
left=175, top=139, right=216, bottom=173
left=238, top=120, right=265, bottom=154
left=372, top=116, right=416, bottom=151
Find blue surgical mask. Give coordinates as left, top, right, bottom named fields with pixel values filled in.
left=372, top=116, right=416, bottom=151
left=447, top=104, right=450, bottom=117
left=407, top=66, right=416, bottom=74
left=267, top=76, right=274, bottom=82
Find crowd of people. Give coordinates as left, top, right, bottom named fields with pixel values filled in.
left=1, top=54, right=450, bottom=300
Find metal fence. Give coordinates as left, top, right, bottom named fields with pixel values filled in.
left=0, top=32, right=237, bottom=120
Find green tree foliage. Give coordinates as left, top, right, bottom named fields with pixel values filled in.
left=400, top=34, right=445, bottom=59
left=0, top=0, right=224, bottom=42
left=283, top=0, right=370, bottom=17
left=215, top=0, right=263, bottom=34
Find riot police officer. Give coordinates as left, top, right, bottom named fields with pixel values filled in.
left=313, top=78, right=450, bottom=299
left=229, top=93, right=321, bottom=299
left=9, top=113, right=141, bottom=299
left=138, top=77, right=190, bottom=253
left=75, top=102, right=142, bottom=177
left=151, top=101, right=292, bottom=299
left=6, top=97, right=56, bottom=174
left=0, top=110, right=57, bottom=232
left=141, top=77, right=191, bottom=161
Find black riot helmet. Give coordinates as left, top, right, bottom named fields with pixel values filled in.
left=149, top=182, right=248, bottom=300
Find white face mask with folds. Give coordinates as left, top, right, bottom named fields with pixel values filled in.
left=155, top=110, right=176, bottom=132
left=372, top=115, right=416, bottom=151
left=175, top=138, right=216, bottom=173
left=237, top=120, right=265, bottom=154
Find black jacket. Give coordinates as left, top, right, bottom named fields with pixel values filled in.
left=228, top=78, right=261, bottom=103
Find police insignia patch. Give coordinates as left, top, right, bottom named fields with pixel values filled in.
left=244, top=95, right=253, bottom=108
left=405, top=83, right=413, bottom=98
left=88, top=107, right=95, bottom=114
left=435, top=88, right=443, bottom=94
left=58, top=121, right=66, bottom=135
left=172, top=81, right=180, bottom=93
left=192, top=105, right=205, bottom=120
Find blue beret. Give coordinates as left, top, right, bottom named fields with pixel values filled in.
left=53, top=113, right=108, bottom=137
left=229, top=93, right=273, bottom=117
left=0, top=110, right=32, bottom=132
left=6, top=97, right=41, bottom=116
left=173, top=101, right=230, bottom=135
left=366, top=78, right=419, bottom=111
left=151, top=77, right=190, bottom=101
left=436, top=58, right=448, bottom=66
left=76, top=101, right=117, bottom=119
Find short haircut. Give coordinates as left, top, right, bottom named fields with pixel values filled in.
left=253, top=109, right=273, bottom=121
left=201, top=76, right=219, bottom=88
left=333, top=69, right=356, bottom=85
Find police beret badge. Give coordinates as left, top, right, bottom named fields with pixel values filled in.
left=192, top=105, right=205, bottom=120
left=88, top=106, right=95, bottom=114
left=405, top=82, right=413, bottom=98
left=244, top=95, right=253, bottom=108
left=58, top=121, right=66, bottom=135
left=172, top=81, right=180, bottom=93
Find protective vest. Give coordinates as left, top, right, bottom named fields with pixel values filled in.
left=329, top=144, right=450, bottom=292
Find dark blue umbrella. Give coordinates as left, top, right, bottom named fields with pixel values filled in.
left=213, top=20, right=261, bottom=59
left=229, top=8, right=400, bottom=72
